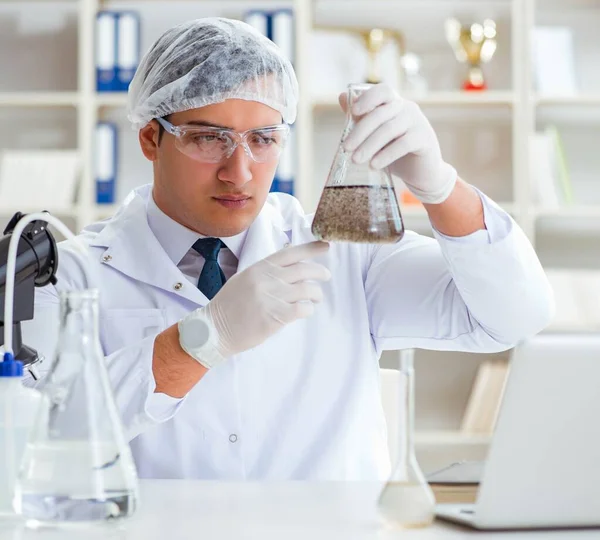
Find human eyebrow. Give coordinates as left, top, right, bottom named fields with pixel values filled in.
left=184, top=120, right=232, bottom=129
left=183, top=121, right=286, bottom=130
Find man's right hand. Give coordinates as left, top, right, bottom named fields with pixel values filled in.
left=204, top=241, right=331, bottom=358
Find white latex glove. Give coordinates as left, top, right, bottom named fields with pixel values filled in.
left=341, top=83, right=458, bottom=204
left=204, top=241, right=330, bottom=357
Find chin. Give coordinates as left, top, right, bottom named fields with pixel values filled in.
left=205, top=212, right=256, bottom=237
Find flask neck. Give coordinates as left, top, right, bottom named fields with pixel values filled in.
left=398, top=355, right=418, bottom=466
left=58, top=290, right=101, bottom=352
left=341, top=83, right=372, bottom=142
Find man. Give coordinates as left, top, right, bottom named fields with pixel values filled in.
left=24, top=18, right=554, bottom=480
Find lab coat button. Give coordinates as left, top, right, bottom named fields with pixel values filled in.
left=174, top=282, right=183, bottom=291
left=102, top=255, right=112, bottom=262
left=229, top=434, right=238, bottom=443
left=284, top=243, right=290, bottom=248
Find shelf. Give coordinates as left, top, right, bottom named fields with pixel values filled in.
left=0, top=92, right=79, bottom=107
left=312, top=91, right=516, bottom=111
left=95, top=92, right=129, bottom=108
left=536, top=95, right=600, bottom=107
left=534, top=206, right=600, bottom=218
left=0, top=206, right=78, bottom=217
left=314, top=0, right=513, bottom=13
left=415, top=430, right=492, bottom=446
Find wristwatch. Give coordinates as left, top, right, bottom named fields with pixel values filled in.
left=178, top=309, right=226, bottom=369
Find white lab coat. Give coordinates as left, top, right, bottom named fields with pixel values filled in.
left=23, top=184, right=554, bottom=480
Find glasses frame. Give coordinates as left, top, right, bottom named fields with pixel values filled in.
left=155, top=117, right=290, bottom=164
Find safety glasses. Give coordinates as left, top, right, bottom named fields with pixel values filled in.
left=155, top=117, right=290, bottom=164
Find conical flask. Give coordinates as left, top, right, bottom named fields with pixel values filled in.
left=378, top=349, right=436, bottom=528
left=14, top=290, right=139, bottom=525
left=311, top=83, right=404, bottom=244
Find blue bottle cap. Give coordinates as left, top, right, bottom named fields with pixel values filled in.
left=0, top=352, right=24, bottom=377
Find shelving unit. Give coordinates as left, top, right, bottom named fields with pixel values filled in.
left=1, top=0, right=599, bottom=468
left=0, top=92, right=79, bottom=107
left=312, top=91, right=517, bottom=110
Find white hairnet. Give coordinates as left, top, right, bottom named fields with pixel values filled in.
left=127, top=17, right=299, bottom=130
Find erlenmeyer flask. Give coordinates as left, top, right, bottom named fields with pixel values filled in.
left=14, top=290, right=139, bottom=525
left=311, top=83, right=404, bottom=244
left=378, top=349, right=436, bottom=528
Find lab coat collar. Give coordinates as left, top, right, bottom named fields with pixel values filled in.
left=88, top=184, right=290, bottom=304
left=236, top=200, right=290, bottom=272
left=146, top=192, right=247, bottom=265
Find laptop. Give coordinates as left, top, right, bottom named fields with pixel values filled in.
left=436, top=334, right=600, bottom=530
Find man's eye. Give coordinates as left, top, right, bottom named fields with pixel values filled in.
left=252, top=134, right=277, bottom=145
left=192, top=134, right=225, bottom=144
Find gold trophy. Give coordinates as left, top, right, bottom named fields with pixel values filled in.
left=445, top=18, right=497, bottom=91
left=315, top=25, right=405, bottom=85
left=358, top=28, right=404, bottom=84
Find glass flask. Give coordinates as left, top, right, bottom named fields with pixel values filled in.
left=14, top=290, right=139, bottom=526
left=311, top=83, right=404, bottom=244
left=378, top=349, right=436, bottom=528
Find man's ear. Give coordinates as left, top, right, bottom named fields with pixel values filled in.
left=139, top=120, right=160, bottom=161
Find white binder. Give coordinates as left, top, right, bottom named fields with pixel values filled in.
left=244, top=10, right=269, bottom=38
left=271, top=9, right=294, bottom=64
left=116, top=11, right=141, bottom=92
left=96, top=11, right=118, bottom=92
left=95, top=123, right=118, bottom=204
left=273, top=126, right=295, bottom=195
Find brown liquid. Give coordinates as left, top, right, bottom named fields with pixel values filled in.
left=311, top=185, right=404, bottom=244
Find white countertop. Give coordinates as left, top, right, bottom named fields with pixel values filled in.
left=0, top=481, right=598, bottom=539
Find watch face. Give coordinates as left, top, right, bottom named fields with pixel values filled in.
left=184, top=317, right=210, bottom=349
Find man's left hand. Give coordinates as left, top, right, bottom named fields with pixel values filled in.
left=341, top=83, right=457, bottom=205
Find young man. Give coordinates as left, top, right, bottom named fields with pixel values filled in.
left=25, top=18, right=554, bottom=480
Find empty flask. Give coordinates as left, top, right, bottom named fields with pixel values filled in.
left=378, top=349, right=436, bottom=528
left=14, top=290, right=139, bottom=526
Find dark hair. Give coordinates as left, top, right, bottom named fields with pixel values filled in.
left=156, top=116, right=168, bottom=146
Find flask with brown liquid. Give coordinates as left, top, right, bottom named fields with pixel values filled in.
left=311, top=83, right=404, bottom=244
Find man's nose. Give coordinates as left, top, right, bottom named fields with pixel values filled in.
left=217, top=144, right=253, bottom=186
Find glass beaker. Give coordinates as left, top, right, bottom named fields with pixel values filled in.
left=14, top=290, right=139, bottom=526
left=311, top=83, right=404, bottom=244
left=378, top=349, right=436, bottom=528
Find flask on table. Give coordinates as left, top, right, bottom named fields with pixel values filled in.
left=14, top=290, right=139, bottom=526
left=378, top=349, right=436, bottom=528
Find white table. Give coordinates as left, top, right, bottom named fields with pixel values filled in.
left=0, top=481, right=597, bottom=539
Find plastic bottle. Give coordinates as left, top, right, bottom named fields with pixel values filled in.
left=0, top=352, right=41, bottom=517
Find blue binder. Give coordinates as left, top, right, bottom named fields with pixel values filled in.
left=245, top=8, right=296, bottom=196
left=272, top=126, right=295, bottom=195
left=270, top=9, right=294, bottom=65
left=244, top=8, right=295, bottom=66
left=96, top=11, right=118, bottom=92
left=243, top=10, right=270, bottom=38
left=116, top=11, right=141, bottom=92
left=95, top=122, right=118, bottom=204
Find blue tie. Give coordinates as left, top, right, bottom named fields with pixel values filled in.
left=192, top=238, right=226, bottom=300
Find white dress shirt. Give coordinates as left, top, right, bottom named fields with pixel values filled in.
left=146, top=195, right=246, bottom=284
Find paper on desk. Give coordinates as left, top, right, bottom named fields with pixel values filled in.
left=426, top=460, right=483, bottom=484
left=544, top=269, right=600, bottom=332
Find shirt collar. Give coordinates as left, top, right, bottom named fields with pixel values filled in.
left=146, top=193, right=247, bottom=266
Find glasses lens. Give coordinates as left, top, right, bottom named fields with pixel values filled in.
left=177, top=129, right=233, bottom=163
left=173, top=126, right=289, bottom=163
left=245, top=127, right=289, bottom=163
